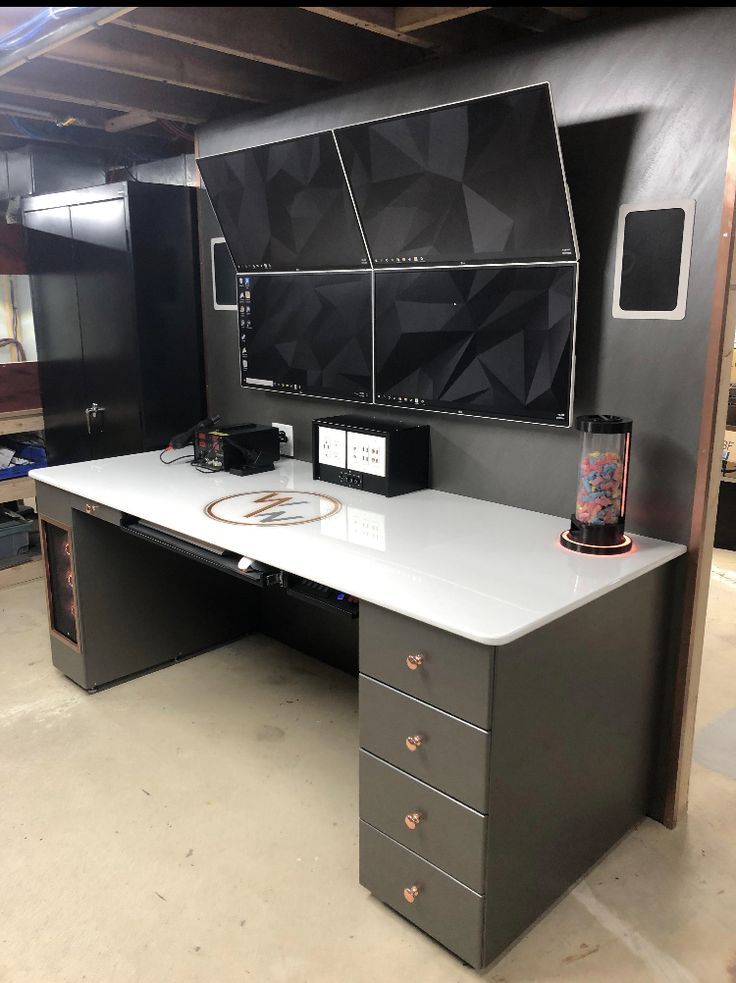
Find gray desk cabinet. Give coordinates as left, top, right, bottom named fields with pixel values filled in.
left=358, top=568, right=677, bottom=967
left=35, top=478, right=680, bottom=970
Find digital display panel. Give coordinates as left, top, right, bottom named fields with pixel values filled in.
left=336, top=84, right=575, bottom=266
left=374, top=265, right=576, bottom=424
left=198, top=132, right=369, bottom=272
left=238, top=272, right=372, bottom=402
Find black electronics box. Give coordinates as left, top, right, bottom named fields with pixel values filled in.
left=312, top=415, right=430, bottom=497
left=194, top=423, right=280, bottom=475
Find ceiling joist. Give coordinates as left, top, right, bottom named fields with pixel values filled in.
left=113, top=6, right=424, bottom=82
left=44, top=25, right=331, bottom=104
left=300, top=7, right=438, bottom=48
left=394, top=6, right=491, bottom=32
left=0, top=6, right=611, bottom=156
left=0, top=60, right=245, bottom=124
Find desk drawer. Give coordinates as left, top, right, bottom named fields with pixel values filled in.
left=360, top=750, right=487, bottom=893
left=360, top=602, right=494, bottom=727
left=360, top=676, right=490, bottom=812
left=360, top=821, right=484, bottom=968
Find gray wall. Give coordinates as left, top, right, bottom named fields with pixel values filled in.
left=196, top=7, right=736, bottom=545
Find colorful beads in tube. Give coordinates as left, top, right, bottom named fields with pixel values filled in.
left=575, top=438, right=626, bottom=526
left=561, top=415, right=633, bottom=555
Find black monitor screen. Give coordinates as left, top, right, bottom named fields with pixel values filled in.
left=198, top=133, right=369, bottom=272
left=374, top=265, right=576, bottom=424
left=336, top=84, right=575, bottom=266
left=239, top=272, right=372, bottom=401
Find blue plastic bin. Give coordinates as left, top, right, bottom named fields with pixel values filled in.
left=0, top=441, right=47, bottom=482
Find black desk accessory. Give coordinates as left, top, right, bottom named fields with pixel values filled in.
left=169, top=414, right=221, bottom=450
left=194, top=422, right=280, bottom=476
left=312, top=414, right=429, bottom=497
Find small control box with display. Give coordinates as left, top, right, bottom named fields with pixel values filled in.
left=194, top=423, right=280, bottom=476
left=312, top=415, right=430, bottom=497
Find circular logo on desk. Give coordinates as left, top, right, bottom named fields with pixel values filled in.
left=205, top=490, right=342, bottom=527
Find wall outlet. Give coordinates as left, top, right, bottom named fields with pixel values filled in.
left=272, top=422, right=294, bottom=457
left=347, top=431, right=386, bottom=477
left=317, top=425, right=347, bottom=468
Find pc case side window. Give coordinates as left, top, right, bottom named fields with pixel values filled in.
left=41, top=517, right=79, bottom=647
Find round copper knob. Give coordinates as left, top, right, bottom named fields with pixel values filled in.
left=406, top=653, right=425, bottom=671
left=85, top=503, right=98, bottom=514
left=404, top=812, right=423, bottom=830
left=403, top=884, right=420, bottom=904
left=405, top=734, right=424, bottom=752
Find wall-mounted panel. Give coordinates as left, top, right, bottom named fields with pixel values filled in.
left=238, top=270, right=373, bottom=402
left=197, top=132, right=369, bottom=272
left=336, top=83, right=576, bottom=267
left=374, top=264, right=576, bottom=425
left=612, top=200, right=696, bottom=320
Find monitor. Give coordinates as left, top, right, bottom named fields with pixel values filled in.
left=239, top=271, right=372, bottom=402
left=336, top=83, right=576, bottom=266
left=198, top=132, right=369, bottom=272
left=374, top=264, right=576, bottom=425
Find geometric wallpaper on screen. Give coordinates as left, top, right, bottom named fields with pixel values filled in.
left=197, top=132, right=368, bottom=272
left=336, top=83, right=576, bottom=266
left=374, top=265, right=576, bottom=424
left=243, top=272, right=372, bottom=401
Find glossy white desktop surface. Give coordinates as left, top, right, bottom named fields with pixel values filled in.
left=34, top=453, right=686, bottom=646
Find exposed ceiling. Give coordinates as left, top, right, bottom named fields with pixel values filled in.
left=0, top=6, right=618, bottom=165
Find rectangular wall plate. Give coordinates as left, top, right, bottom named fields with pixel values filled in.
left=211, top=237, right=237, bottom=311
left=612, top=199, right=696, bottom=320
left=317, top=426, right=347, bottom=468
left=347, top=431, right=387, bottom=477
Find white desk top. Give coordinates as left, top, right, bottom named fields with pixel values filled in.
left=34, top=452, right=685, bottom=646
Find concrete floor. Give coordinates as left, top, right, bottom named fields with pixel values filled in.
left=0, top=554, right=735, bottom=983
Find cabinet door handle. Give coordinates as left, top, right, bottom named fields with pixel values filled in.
left=406, top=653, right=425, bottom=671
left=85, top=403, right=106, bottom=434
left=405, top=734, right=424, bottom=752
left=404, top=811, right=423, bottom=830
left=403, top=884, right=421, bottom=903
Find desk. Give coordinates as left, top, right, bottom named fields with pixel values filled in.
left=34, top=452, right=685, bottom=968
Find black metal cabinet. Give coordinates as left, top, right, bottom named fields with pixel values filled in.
left=23, top=182, right=205, bottom=465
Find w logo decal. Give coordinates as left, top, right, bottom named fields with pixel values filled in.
left=205, top=490, right=342, bottom=527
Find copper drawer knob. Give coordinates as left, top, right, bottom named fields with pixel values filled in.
left=403, top=884, right=420, bottom=904
left=85, top=503, right=98, bottom=514
left=406, top=653, right=425, bottom=671
left=404, top=812, right=423, bottom=830
left=405, top=734, right=424, bottom=752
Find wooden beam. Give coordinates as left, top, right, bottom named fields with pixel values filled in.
left=104, top=109, right=157, bottom=133
left=0, top=60, right=247, bottom=124
left=45, top=24, right=330, bottom=103
left=543, top=7, right=593, bottom=20
left=394, top=6, right=491, bottom=32
left=115, top=6, right=422, bottom=82
left=301, top=7, right=437, bottom=48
